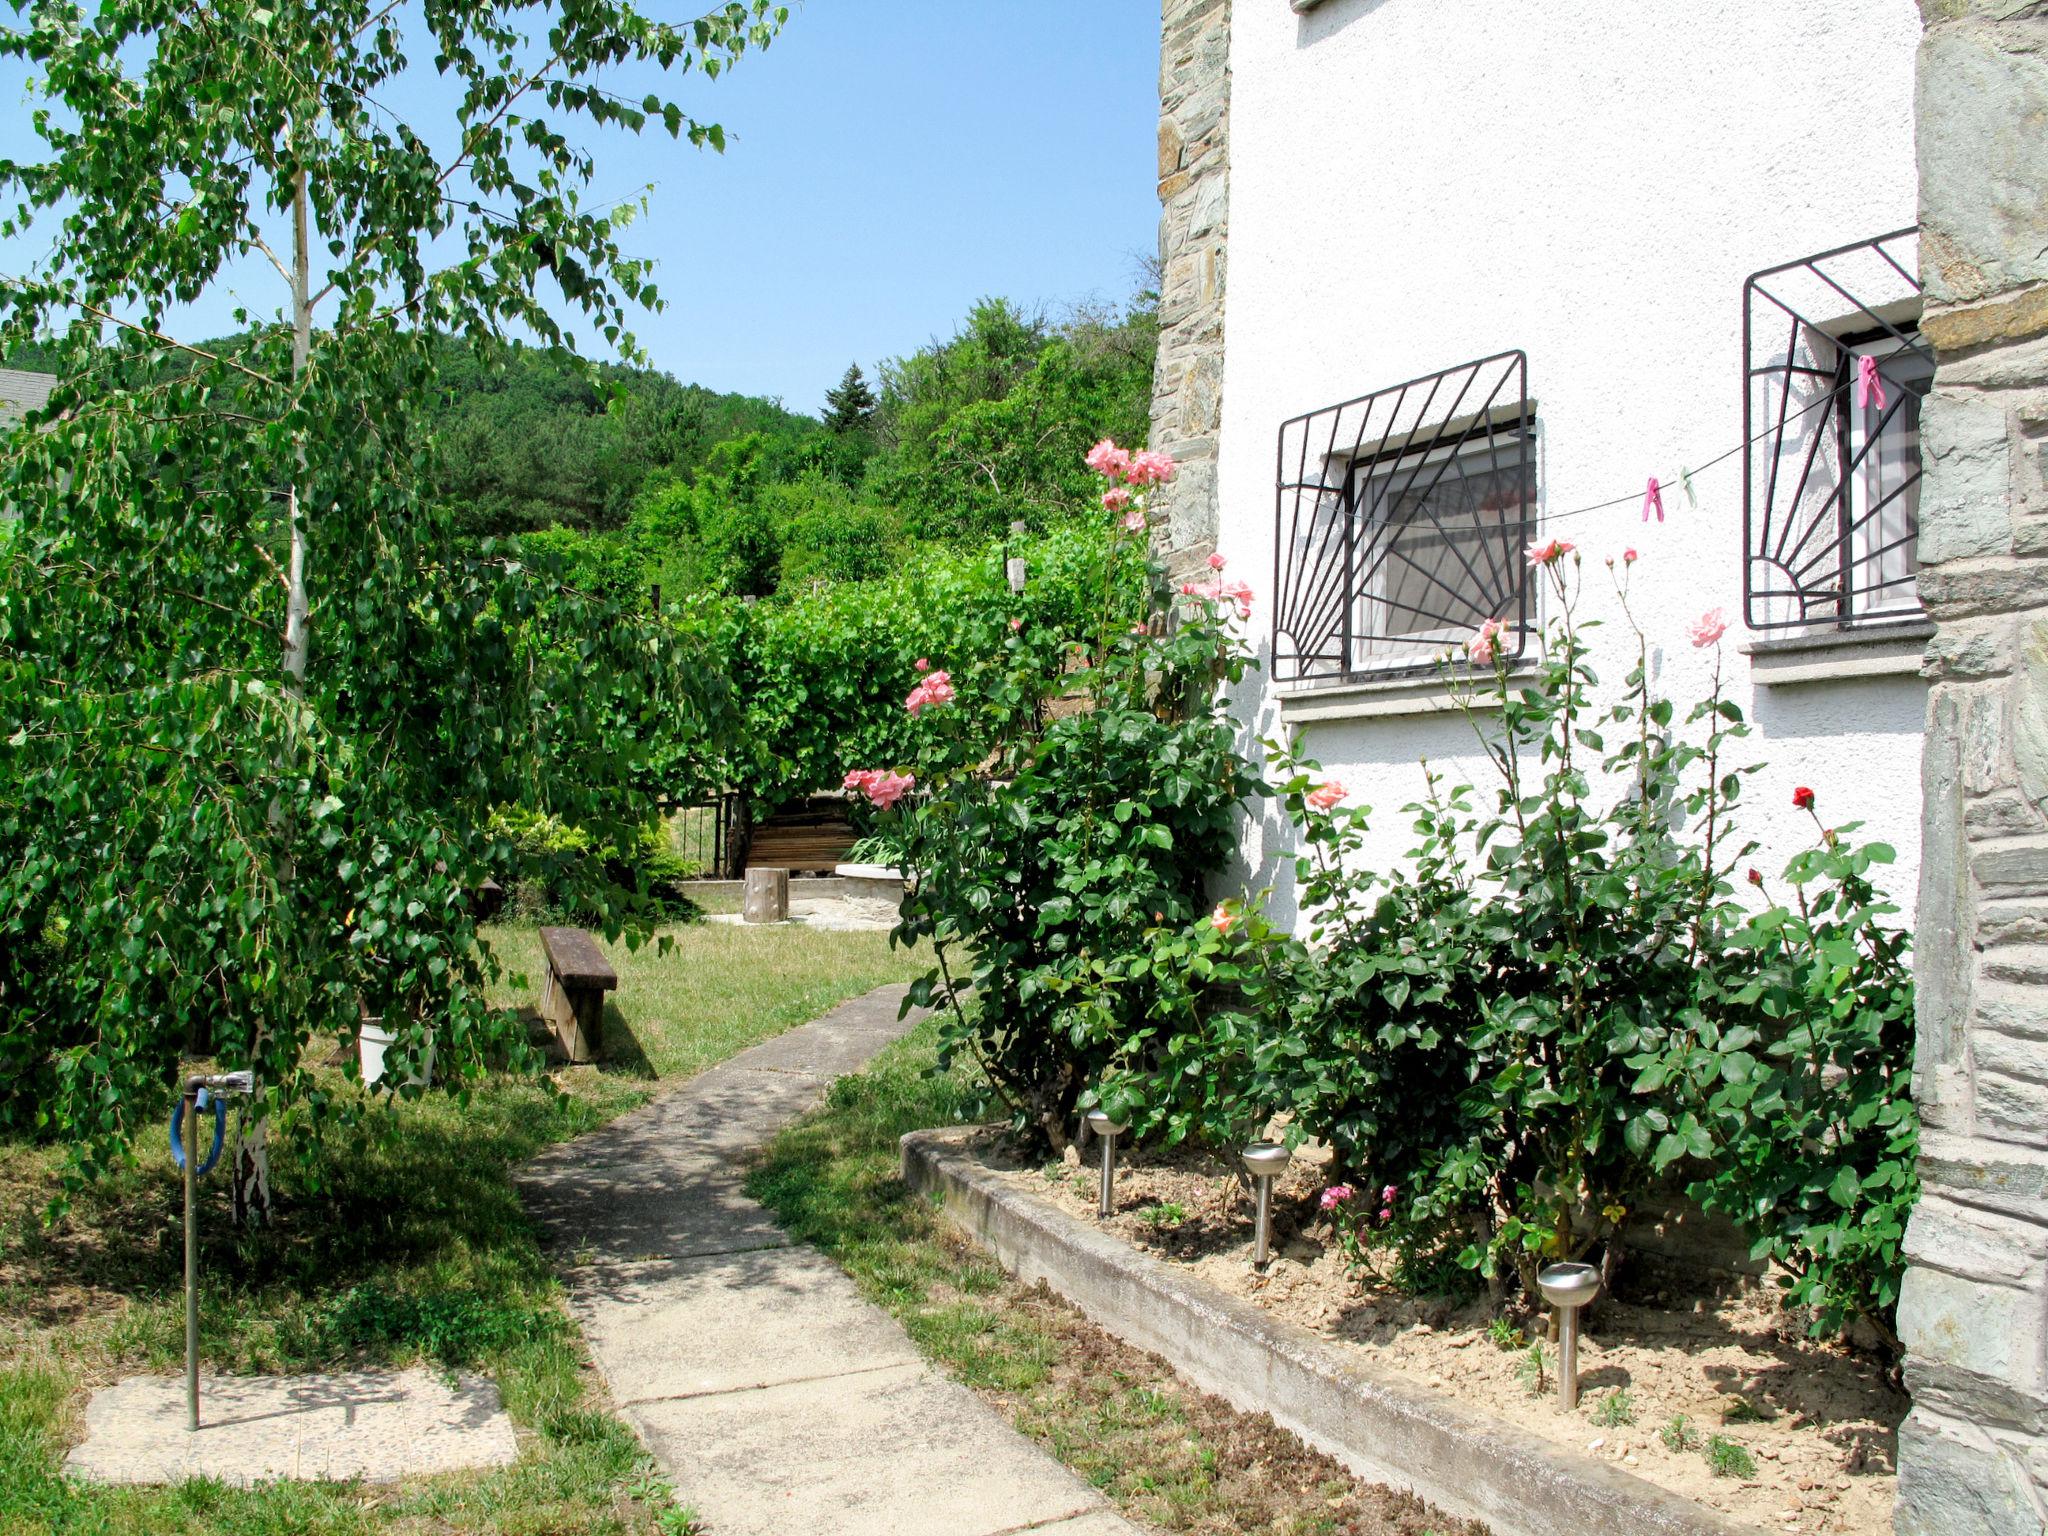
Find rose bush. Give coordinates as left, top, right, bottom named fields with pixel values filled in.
left=850, top=441, right=1265, bottom=1150
left=1244, top=551, right=1916, bottom=1343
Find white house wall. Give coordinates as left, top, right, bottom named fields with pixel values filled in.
left=1213, top=0, right=1928, bottom=929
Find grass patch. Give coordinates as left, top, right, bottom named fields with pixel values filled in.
left=747, top=1019, right=1485, bottom=1536
left=0, top=921, right=917, bottom=1535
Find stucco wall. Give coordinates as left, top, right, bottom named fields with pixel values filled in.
left=1205, top=0, right=1928, bottom=927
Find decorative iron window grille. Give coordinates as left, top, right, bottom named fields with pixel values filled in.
left=1743, top=229, right=1932, bottom=631
left=1273, top=351, right=1534, bottom=685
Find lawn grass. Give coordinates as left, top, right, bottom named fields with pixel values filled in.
left=0, top=920, right=919, bottom=1536
left=747, top=1021, right=1485, bottom=1536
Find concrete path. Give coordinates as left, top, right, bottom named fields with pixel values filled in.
left=518, top=983, right=1139, bottom=1536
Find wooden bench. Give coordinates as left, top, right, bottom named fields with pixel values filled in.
left=538, top=926, right=618, bottom=1064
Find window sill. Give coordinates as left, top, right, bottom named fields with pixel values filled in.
left=1738, top=618, right=1933, bottom=687
left=1275, top=665, right=1535, bottom=724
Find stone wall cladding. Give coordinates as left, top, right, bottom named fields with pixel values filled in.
left=1897, top=5, right=2048, bottom=1533
left=1150, top=0, right=1230, bottom=583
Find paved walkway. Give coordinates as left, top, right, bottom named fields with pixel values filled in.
left=518, top=983, right=1138, bottom=1536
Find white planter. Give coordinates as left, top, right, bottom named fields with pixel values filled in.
left=833, top=863, right=909, bottom=905
left=358, top=1018, right=435, bottom=1088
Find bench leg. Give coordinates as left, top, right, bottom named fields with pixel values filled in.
left=541, top=972, right=605, bottom=1064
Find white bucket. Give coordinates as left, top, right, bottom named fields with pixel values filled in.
left=358, top=1019, right=435, bottom=1088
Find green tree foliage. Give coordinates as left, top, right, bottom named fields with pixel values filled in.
left=868, top=297, right=1159, bottom=542
left=822, top=361, right=878, bottom=435
left=0, top=0, right=784, bottom=1217
left=431, top=342, right=822, bottom=536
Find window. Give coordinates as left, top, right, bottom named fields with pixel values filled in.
left=1274, top=352, right=1534, bottom=684
left=1743, top=231, right=1931, bottom=631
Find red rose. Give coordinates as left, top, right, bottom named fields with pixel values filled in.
left=1792, top=786, right=1815, bottom=811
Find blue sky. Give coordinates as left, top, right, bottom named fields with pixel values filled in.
left=0, top=2, right=1160, bottom=417
left=623, top=1, right=1162, bottom=412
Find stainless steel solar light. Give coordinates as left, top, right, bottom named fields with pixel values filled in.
left=1083, top=1108, right=1125, bottom=1219
left=1241, top=1141, right=1290, bottom=1267
left=1537, top=1261, right=1602, bottom=1412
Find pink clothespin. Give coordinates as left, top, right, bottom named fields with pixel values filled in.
left=1856, top=355, right=1888, bottom=412
left=1642, top=476, right=1664, bottom=523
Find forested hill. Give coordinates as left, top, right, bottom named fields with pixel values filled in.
left=428, top=344, right=831, bottom=537
left=437, top=294, right=1159, bottom=602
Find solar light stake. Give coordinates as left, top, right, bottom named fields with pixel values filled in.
left=1241, top=1141, right=1290, bottom=1267
left=1083, top=1108, right=1124, bottom=1218
left=1537, top=1261, right=1602, bottom=1412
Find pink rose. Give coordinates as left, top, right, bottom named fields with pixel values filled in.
left=1101, top=485, right=1133, bottom=513
left=914, top=657, right=931, bottom=673
left=1122, top=509, right=1146, bottom=533
left=1467, top=616, right=1506, bottom=665
left=1086, top=438, right=1132, bottom=480
left=1623, top=547, right=1638, bottom=564
left=1319, top=1184, right=1355, bottom=1211
left=1124, top=449, right=1177, bottom=487
left=1378, top=1206, right=1394, bottom=1223
left=1209, top=901, right=1236, bottom=934
left=1207, top=552, right=1226, bottom=571
left=1525, top=538, right=1576, bottom=567
left=1306, top=780, right=1346, bottom=812
left=1380, top=1184, right=1397, bottom=1203
left=905, top=669, right=956, bottom=715
left=1009, top=617, right=1023, bottom=632
left=865, top=770, right=915, bottom=810
left=1687, top=608, right=1728, bottom=648
left=842, top=769, right=876, bottom=795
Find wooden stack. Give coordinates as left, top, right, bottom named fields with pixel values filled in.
left=743, top=797, right=858, bottom=875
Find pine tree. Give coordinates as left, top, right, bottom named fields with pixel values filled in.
left=823, top=363, right=878, bottom=433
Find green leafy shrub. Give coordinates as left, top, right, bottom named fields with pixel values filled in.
left=1250, top=553, right=1916, bottom=1343
left=859, top=442, right=1262, bottom=1151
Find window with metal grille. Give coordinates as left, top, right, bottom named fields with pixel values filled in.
left=1273, top=351, right=1534, bottom=685
left=1743, top=230, right=1931, bottom=631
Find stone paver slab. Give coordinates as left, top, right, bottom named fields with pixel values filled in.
left=568, top=1244, right=918, bottom=1404
left=519, top=1160, right=790, bottom=1265
left=629, top=1363, right=1110, bottom=1536
left=65, top=1368, right=517, bottom=1487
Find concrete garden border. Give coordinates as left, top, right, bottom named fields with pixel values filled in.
left=902, top=1127, right=1764, bottom=1536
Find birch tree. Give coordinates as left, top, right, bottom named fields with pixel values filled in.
left=0, top=0, right=780, bottom=1219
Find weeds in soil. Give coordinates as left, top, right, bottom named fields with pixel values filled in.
left=1515, top=1342, right=1546, bottom=1395
left=1137, top=1202, right=1189, bottom=1229
left=1720, top=1395, right=1767, bottom=1424
left=1662, top=1414, right=1699, bottom=1453
left=1590, top=1389, right=1635, bottom=1428
left=1486, top=1317, right=1521, bottom=1351
left=1704, top=1436, right=1757, bottom=1480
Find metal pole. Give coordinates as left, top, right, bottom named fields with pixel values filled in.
left=1097, top=1133, right=1115, bottom=1218
left=1558, top=1307, right=1581, bottom=1412
left=1254, top=1176, right=1273, bottom=1266
left=183, top=1083, right=199, bottom=1432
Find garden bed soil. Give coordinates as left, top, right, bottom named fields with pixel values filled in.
left=985, top=1136, right=1905, bottom=1536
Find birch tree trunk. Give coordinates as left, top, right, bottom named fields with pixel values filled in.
left=232, top=167, right=313, bottom=1227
